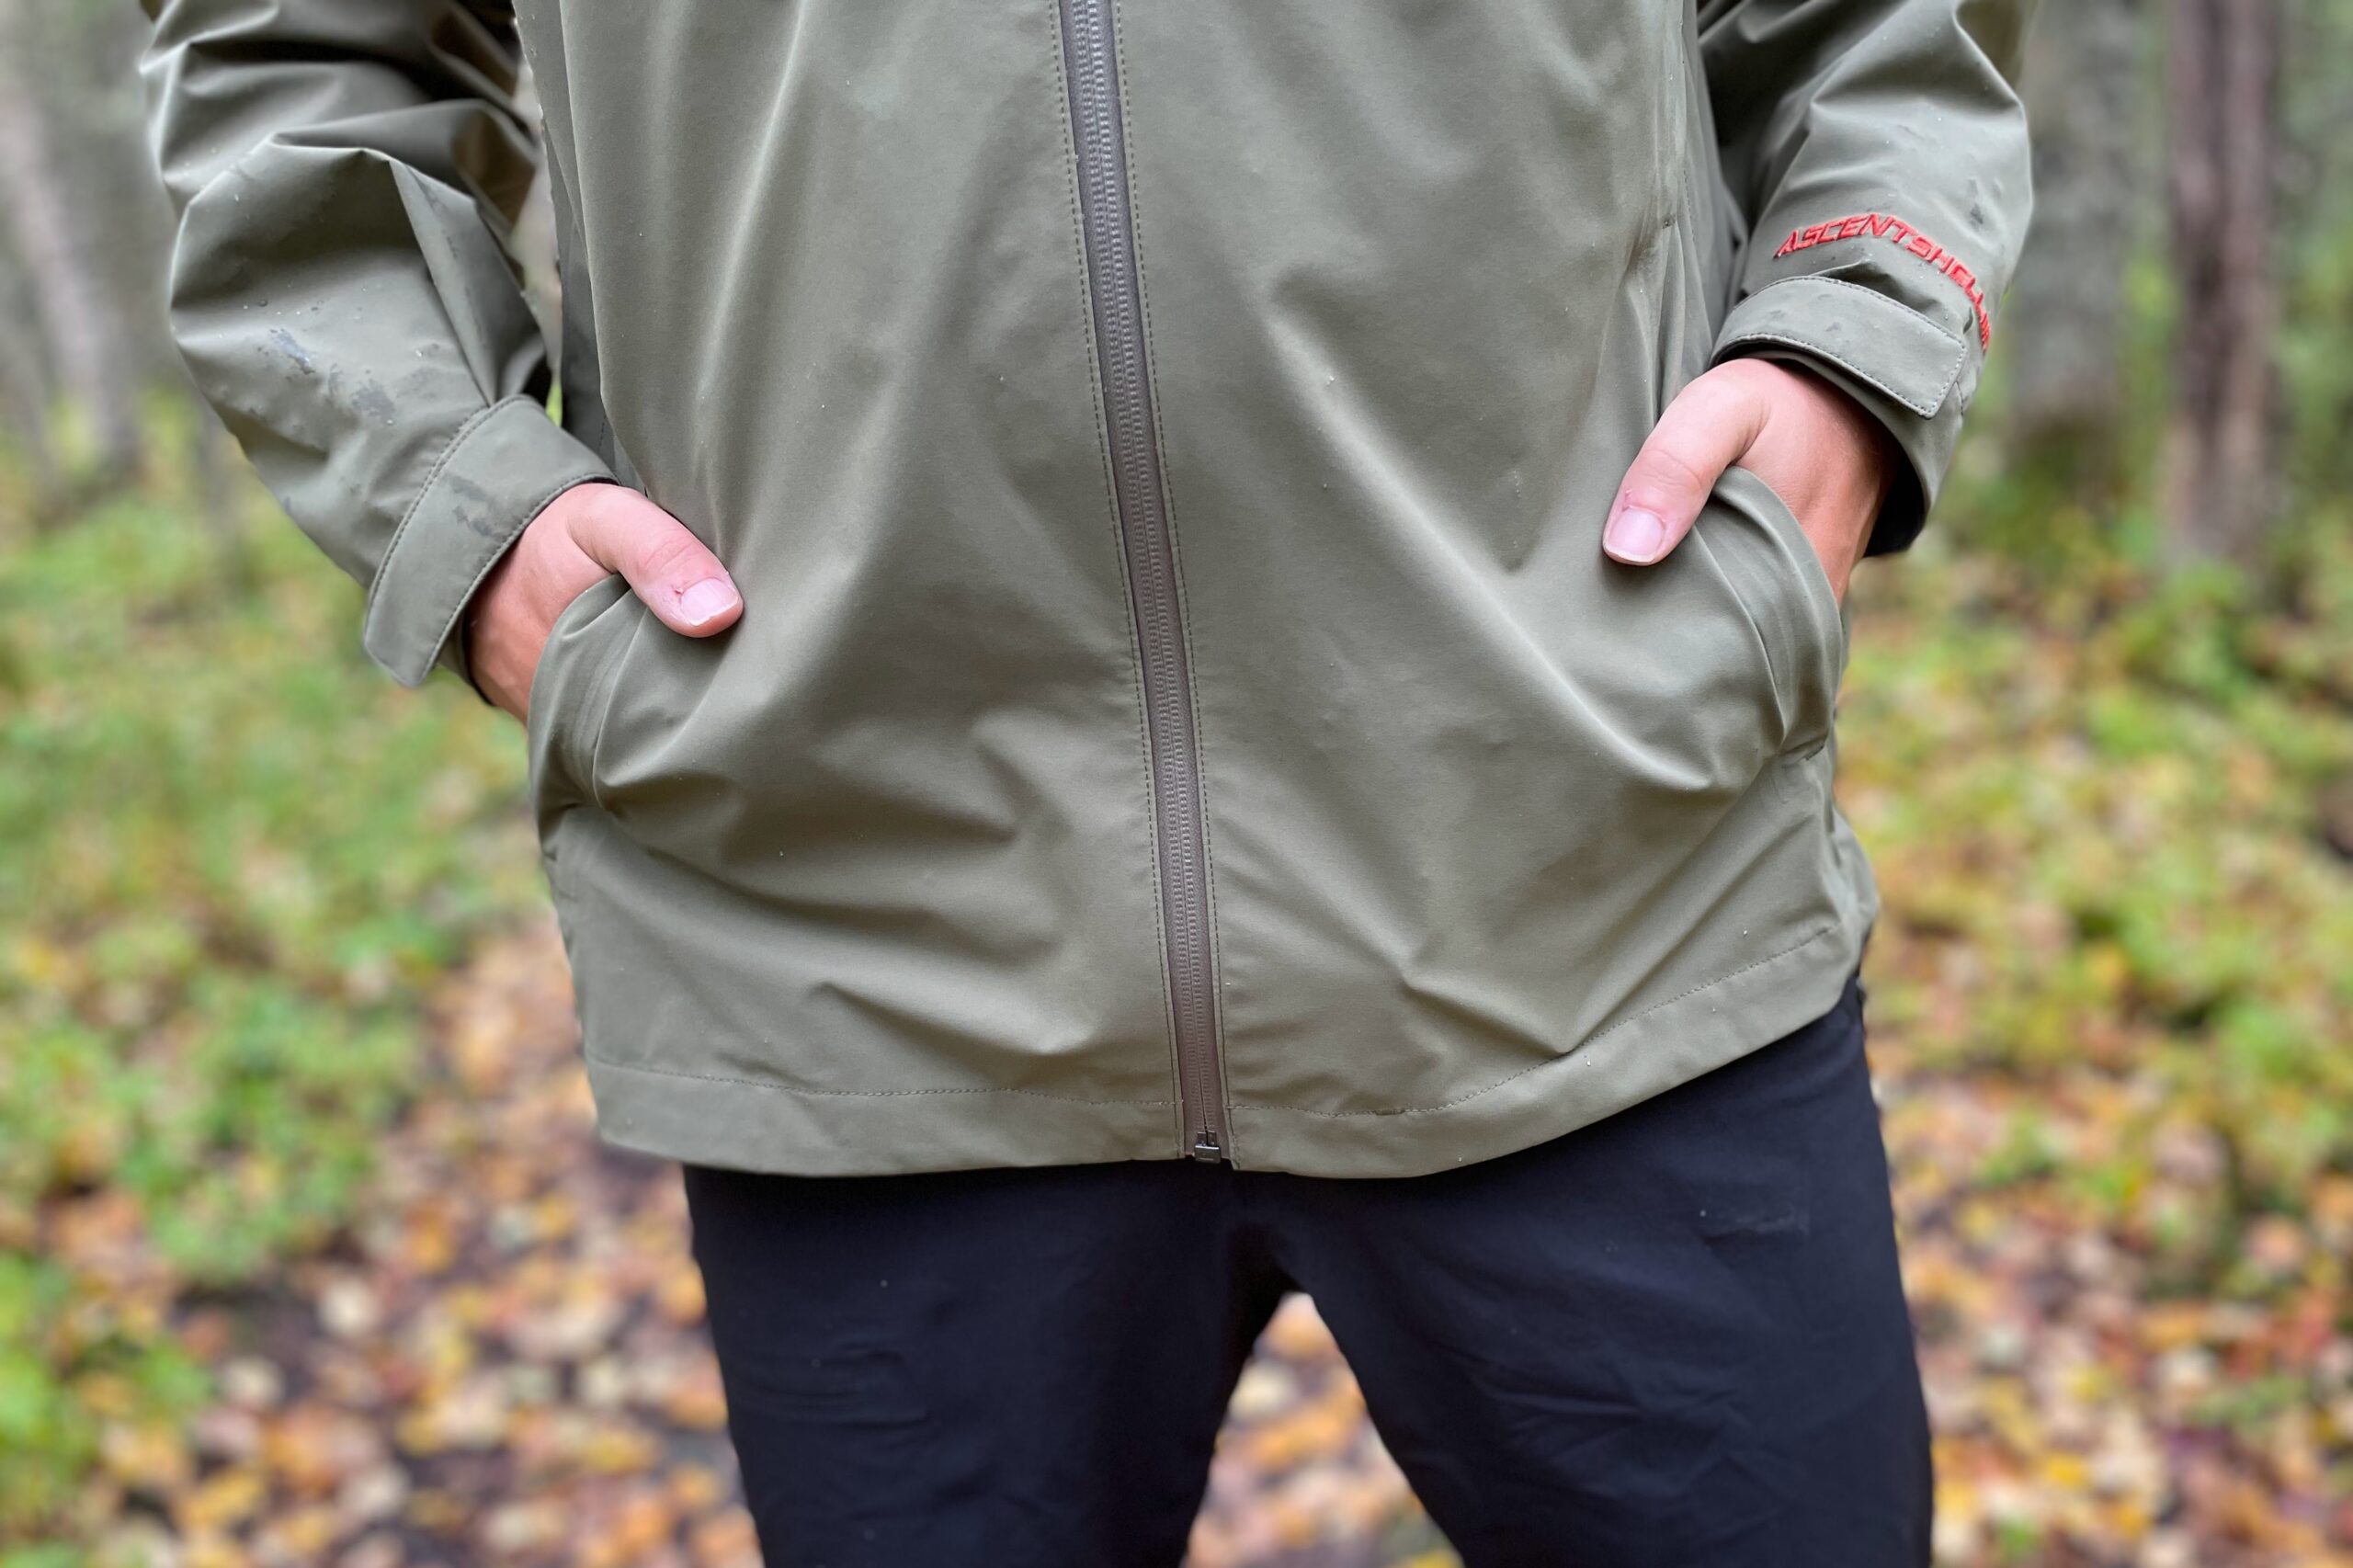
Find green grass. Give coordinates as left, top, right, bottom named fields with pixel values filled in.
left=0, top=483, right=543, bottom=1540
left=1843, top=505, right=2353, bottom=1273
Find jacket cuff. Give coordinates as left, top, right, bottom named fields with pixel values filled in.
left=1712, top=277, right=1972, bottom=557
left=360, top=396, right=612, bottom=688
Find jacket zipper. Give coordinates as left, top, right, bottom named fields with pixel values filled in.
left=1056, top=0, right=1229, bottom=1163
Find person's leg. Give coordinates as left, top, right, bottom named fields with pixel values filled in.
left=684, top=1159, right=1283, bottom=1568
left=1261, top=976, right=1928, bottom=1568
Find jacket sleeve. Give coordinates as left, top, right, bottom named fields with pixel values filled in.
left=141, top=0, right=612, bottom=687
left=1699, top=0, right=2035, bottom=552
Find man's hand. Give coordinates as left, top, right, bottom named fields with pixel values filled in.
left=465, top=482, right=744, bottom=720
left=1601, top=358, right=1896, bottom=602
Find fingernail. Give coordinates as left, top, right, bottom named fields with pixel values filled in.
left=678, top=577, right=740, bottom=626
left=1606, top=509, right=1669, bottom=563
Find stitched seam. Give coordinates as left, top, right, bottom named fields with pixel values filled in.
left=585, top=1051, right=1176, bottom=1108
left=1719, top=276, right=1967, bottom=418
left=1109, top=0, right=1233, bottom=1131
left=1051, top=0, right=1179, bottom=1129
left=1725, top=327, right=1951, bottom=420
left=1228, top=923, right=1844, bottom=1119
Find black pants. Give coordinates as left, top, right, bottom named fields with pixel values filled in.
left=684, top=976, right=1927, bottom=1568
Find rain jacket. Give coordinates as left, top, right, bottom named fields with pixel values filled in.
left=142, top=0, right=2032, bottom=1177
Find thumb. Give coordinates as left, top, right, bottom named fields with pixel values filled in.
left=564, top=487, right=743, bottom=637
left=1603, top=363, right=1773, bottom=567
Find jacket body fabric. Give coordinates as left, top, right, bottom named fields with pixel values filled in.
left=142, top=0, right=2033, bottom=1177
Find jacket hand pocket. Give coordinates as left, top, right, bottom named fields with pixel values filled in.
left=525, top=574, right=644, bottom=827
left=1699, top=465, right=1849, bottom=758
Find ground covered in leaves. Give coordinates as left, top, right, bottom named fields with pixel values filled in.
left=36, top=926, right=1462, bottom=1568
left=5, top=487, right=2351, bottom=1565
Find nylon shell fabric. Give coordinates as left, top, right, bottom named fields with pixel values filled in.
left=141, top=0, right=2033, bottom=1177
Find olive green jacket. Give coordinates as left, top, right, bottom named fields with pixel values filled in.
left=142, top=0, right=2031, bottom=1176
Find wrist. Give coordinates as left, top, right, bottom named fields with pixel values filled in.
left=1736, top=353, right=1905, bottom=552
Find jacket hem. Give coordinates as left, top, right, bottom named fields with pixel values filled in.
left=584, top=1054, right=1185, bottom=1177
left=579, top=905, right=1870, bottom=1180
left=1225, top=909, right=1869, bottom=1176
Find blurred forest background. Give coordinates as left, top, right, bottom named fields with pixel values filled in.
left=2, top=1, right=2351, bottom=1565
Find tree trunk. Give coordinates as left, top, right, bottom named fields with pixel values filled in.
left=0, top=0, right=143, bottom=483
left=0, top=268, right=63, bottom=516
left=2162, top=0, right=2279, bottom=563
left=2006, top=0, right=2146, bottom=491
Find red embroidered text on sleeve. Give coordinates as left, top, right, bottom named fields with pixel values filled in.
left=1773, top=213, right=1994, bottom=349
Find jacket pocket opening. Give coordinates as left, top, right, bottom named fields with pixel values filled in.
left=525, top=574, right=643, bottom=824
left=1700, top=466, right=1847, bottom=756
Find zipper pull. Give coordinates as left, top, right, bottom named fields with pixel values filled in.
left=1190, top=1129, right=1224, bottom=1163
